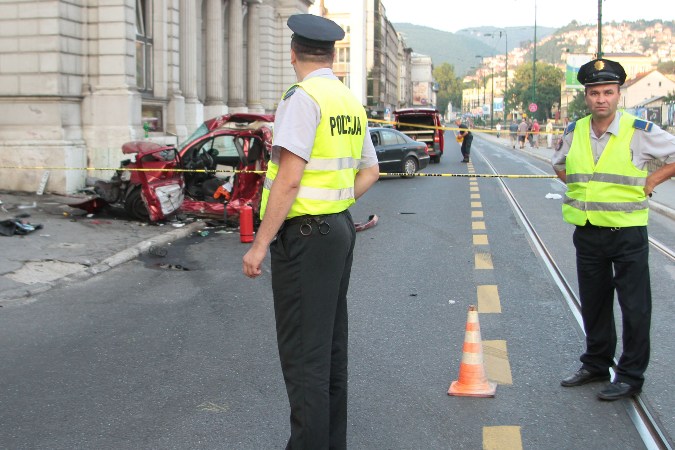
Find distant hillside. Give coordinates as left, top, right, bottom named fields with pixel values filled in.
left=394, top=23, right=555, bottom=75
left=395, top=21, right=674, bottom=75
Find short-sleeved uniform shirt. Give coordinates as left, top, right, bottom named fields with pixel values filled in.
left=551, top=112, right=675, bottom=172
left=271, top=68, right=378, bottom=170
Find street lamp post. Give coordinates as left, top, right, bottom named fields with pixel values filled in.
left=597, top=0, right=603, bottom=58
left=485, top=30, right=508, bottom=120
left=532, top=0, right=537, bottom=109
left=475, top=55, right=487, bottom=125
left=490, top=66, right=494, bottom=129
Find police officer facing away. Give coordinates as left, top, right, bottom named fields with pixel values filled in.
left=552, top=58, right=675, bottom=401
left=242, top=14, right=380, bottom=449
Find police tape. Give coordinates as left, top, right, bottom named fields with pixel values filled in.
left=0, top=165, right=557, bottom=178
left=368, top=118, right=564, bottom=135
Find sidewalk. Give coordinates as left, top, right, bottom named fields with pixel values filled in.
left=0, top=192, right=207, bottom=303
left=475, top=132, right=675, bottom=221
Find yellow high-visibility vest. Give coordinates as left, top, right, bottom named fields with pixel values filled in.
left=261, top=77, right=367, bottom=219
left=563, top=113, right=649, bottom=227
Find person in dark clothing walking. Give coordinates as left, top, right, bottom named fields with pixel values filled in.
left=455, top=118, right=473, bottom=162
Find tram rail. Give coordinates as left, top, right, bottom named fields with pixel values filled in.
left=479, top=150, right=674, bottom=450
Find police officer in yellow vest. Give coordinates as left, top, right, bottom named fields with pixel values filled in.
left=242, top=14, right=380, bottom=449
left=553, top=58, right=675, bottom=400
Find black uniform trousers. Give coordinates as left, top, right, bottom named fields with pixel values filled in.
left=270, top=210, right=356, bottom=450
left=573, top=224, right=651, bottom=388
left=461, top=134, right=473, bottom=159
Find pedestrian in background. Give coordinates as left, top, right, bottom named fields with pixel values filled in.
left=553, top=58, right=675, bottom=401
left=546, top=119, right=554, bottom=148
left=531, top=119, right=540, bottom=148
left=495, top=121, right=501, bottom=139
left=509, top=120, right=518, bottom=148
left=242, top=13, right=380, bottom=448
left=455, top=117, right=473, bottom=162
left=526, top=119, right=534, bottom=147
left=517, top=118, right=528, bottom=149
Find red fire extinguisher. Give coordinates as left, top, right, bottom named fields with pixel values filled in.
left=239, top=204, right=254, bottom=243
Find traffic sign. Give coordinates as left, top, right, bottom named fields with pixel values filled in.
left=528, top=103, right=538, bottom=113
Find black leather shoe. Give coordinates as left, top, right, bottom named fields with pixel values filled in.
left=560, top=368, right=609, bottom=387
left=597, top=381, right=641, bottom=401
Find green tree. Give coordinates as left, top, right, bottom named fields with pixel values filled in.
left=657, top=61, right=675, bottom=75
left=433, top=63, right=463, bottom=115
left=510, top=61, right=564, bottom=121
left=567, top=90, right=589, bottom=120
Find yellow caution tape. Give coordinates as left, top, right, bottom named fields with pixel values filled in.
left=0, top=165, right=557, bottom=178
left=368, top=118, right=564, bottom=135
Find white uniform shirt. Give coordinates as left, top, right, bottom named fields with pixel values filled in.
left=552, top=112, right=675, bottom=172
left=272, top=68, right=378, bottom=170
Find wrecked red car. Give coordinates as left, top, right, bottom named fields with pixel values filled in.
left=81, top=113, right=274, bottom=223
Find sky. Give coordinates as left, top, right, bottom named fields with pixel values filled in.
left=381, top=0, right=669, bottom=33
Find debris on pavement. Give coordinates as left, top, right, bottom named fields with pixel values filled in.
left=354, top=214, right=379, bottom=232
left=148, top=245, right=168, bottom=257
left=157, top=263, right=190, bottom=271
left=0, top=217, right=43, bottom=236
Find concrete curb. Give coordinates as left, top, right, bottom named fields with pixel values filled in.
left=88, top=221, right=206, bottom=274
left=0, top=221, right=206, bottom=303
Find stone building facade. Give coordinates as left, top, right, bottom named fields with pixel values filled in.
left=0, top=0, right=311, bottom=194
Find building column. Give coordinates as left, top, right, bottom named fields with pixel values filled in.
left=246, top=0, right=264, bottom=112
left=204, top=0, right=227, bottom=118
left=228, top=0, right=246, bottom=112
left=180, top=0, right=203, bottom=129
left=166, top=1, right=186, bottom=144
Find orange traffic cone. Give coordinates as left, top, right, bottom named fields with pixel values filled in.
left=448, top=305, right=497, bottom=397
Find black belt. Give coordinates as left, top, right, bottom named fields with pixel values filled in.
left=579, top=221, right=622, bottom=231
left=281, top=211, right=346, bottom=236
left=284, top=211, right=344, bottom=226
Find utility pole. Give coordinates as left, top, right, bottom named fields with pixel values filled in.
left=532, top=0, right=537, bottom=107
left=597, top=0, right=603, bottom=58
left=503, top=30, right=508, bottom=120
left=490, top=66, right=494, bottom=129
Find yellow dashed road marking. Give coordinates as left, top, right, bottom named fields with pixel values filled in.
left=471, top=193, right=481, bottom=199
left=483, top=340, right=513, bottom=385
left=483, top=426, right=522, bottom=450
left=475, top=252, right=494, bottom=269
left=471, top=201, right=482, bottom=208
left=473, top=234, right=489, bottom=245
left=477, top=285, right=500, bottom=313
left=472, top=210, right=484, bottom=218
left=472, top=221, right=486, bottom=230
left=470, top=186, right=480, bottom=191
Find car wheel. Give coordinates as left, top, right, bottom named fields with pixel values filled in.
left=400, top=157, right=418, bottom=178
left=124, top=187, right=150, bottom=221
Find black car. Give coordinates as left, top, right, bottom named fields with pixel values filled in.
left=370, top=127, right=430, bottom=178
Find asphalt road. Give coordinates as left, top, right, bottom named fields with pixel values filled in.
left=1, top=134, right=673, bottom=449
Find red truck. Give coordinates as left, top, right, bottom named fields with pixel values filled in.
left=393, top=108, right=445, bottom=163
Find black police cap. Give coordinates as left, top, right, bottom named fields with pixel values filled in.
left=577, top=58, right=627, bottom=86
left=288, top=14, right=345, bottom=49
